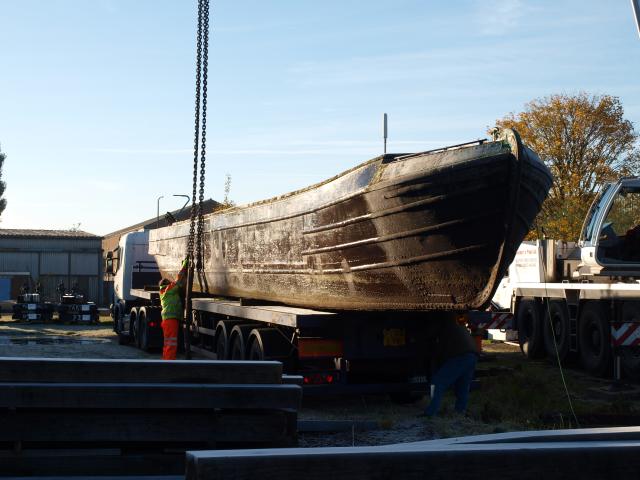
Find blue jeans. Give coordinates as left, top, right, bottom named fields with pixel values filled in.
left=425, top=352, right=477, bottom=416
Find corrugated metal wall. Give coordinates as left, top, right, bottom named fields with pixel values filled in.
left=70, top=253, right=99, bottom=275
left=40, top=252, right=68, bottom=275
left=0, top=236, right=103, bottom=304
left=0, top=252, right=39, bottom=273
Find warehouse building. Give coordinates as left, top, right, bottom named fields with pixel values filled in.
left=0, top=229, right=103, bottom=304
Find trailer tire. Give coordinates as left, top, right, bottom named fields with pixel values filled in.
left=229, top=324, right=260, bottom=360
left=579, top=302, right=612, bottom=377
left=247, top=333, right=266, bottom=361
left=214, top=320, right=242, bottom=360
left=247, top=328, right=292, bottom=361
left=543, top=300, right=571, bottom=362
left=517, top=298, right=544, bottom=359
left=620, top=302, right=640, bottom=380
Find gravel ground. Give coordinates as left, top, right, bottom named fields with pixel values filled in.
left=297, top=392, right=503, bottom=447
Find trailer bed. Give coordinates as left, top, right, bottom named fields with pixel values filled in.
left=190, top=298, right=338, bottom=328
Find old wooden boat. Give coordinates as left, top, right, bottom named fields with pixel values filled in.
left=149, top=128, right=552, bottom=311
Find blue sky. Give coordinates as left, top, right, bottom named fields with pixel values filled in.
left=0, top=0, right=638, bottom=235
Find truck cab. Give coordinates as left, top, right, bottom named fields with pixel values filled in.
left=579, top=177, right=640, bottom=278
left=107, top=231, right=161, bottom=344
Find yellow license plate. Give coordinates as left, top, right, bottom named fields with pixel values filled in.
left=383, top=328, right=406, bottom=347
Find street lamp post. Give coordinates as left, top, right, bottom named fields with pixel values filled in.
left=156, top=196, right=164, bottom=229
left=173, top=194, right=191, bottom=213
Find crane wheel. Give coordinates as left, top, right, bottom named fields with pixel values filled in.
left=517, top=298, right=544, bottom=359
left=578, top=302, right=612, bottom=377
left=543, top=300, right=571, bottom=362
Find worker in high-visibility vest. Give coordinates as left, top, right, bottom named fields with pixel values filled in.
left=158, top=256, right=189, bottom=360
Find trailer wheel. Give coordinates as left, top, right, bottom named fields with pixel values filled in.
left=543, top=300, right=571, bottom=362
left=579, top=302, right=612, bottom=377
left=229, top=324, right=260, bottom=360
left=247, top=334, right=266, bottom=360
left=620, top=302, right=640, bottom=380
left=247, top=328, right=292, bottom=361
left=517, top=298, right=544, bottom=359
left=214, top=320, right=242, bottom=360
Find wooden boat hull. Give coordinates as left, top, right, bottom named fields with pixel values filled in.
left=149, top=129, right=552, bottom=311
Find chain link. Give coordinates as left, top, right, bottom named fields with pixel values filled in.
left=188, top=0, right=204, bottom=259
left=195, top=0, right=209, bottom=272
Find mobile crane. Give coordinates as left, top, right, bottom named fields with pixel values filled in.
left=491, top=177, right=640, bottom=378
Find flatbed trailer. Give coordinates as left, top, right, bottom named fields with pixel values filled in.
left=122, top=289, right=434, bottom=395
left=186, top=297, right=432, bottom=395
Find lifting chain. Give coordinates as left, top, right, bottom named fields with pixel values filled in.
left=185, top=0, right=210, bottom=359
left=196, top=0, right=209, bottom=273
left=188, top=0, right=209, bottom=273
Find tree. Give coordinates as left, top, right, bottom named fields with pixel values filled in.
left=495, top=93, right=640, bottom=241
left=0, top=145, right=7, bottom=218
left=222, top=173, right=235, bottom=207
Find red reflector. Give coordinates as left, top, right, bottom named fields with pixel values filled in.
left=302, top=373, right=338, bottom=385
left=149, top=321, right=157, bottom=328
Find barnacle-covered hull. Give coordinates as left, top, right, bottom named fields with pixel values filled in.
left=149, top=129, right=552, bottom=311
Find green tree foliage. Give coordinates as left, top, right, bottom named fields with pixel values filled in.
left=0, top=145, right=7, bottom=217
left=496, top=93, right=639, bottom=241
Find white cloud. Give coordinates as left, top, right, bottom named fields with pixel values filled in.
left=476, top=0, right=527, bottom=36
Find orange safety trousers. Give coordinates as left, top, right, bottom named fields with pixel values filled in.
left=161, top=318, right=179, bottom=360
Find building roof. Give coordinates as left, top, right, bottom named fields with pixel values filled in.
left=0, top=229, right=101, bottom=239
